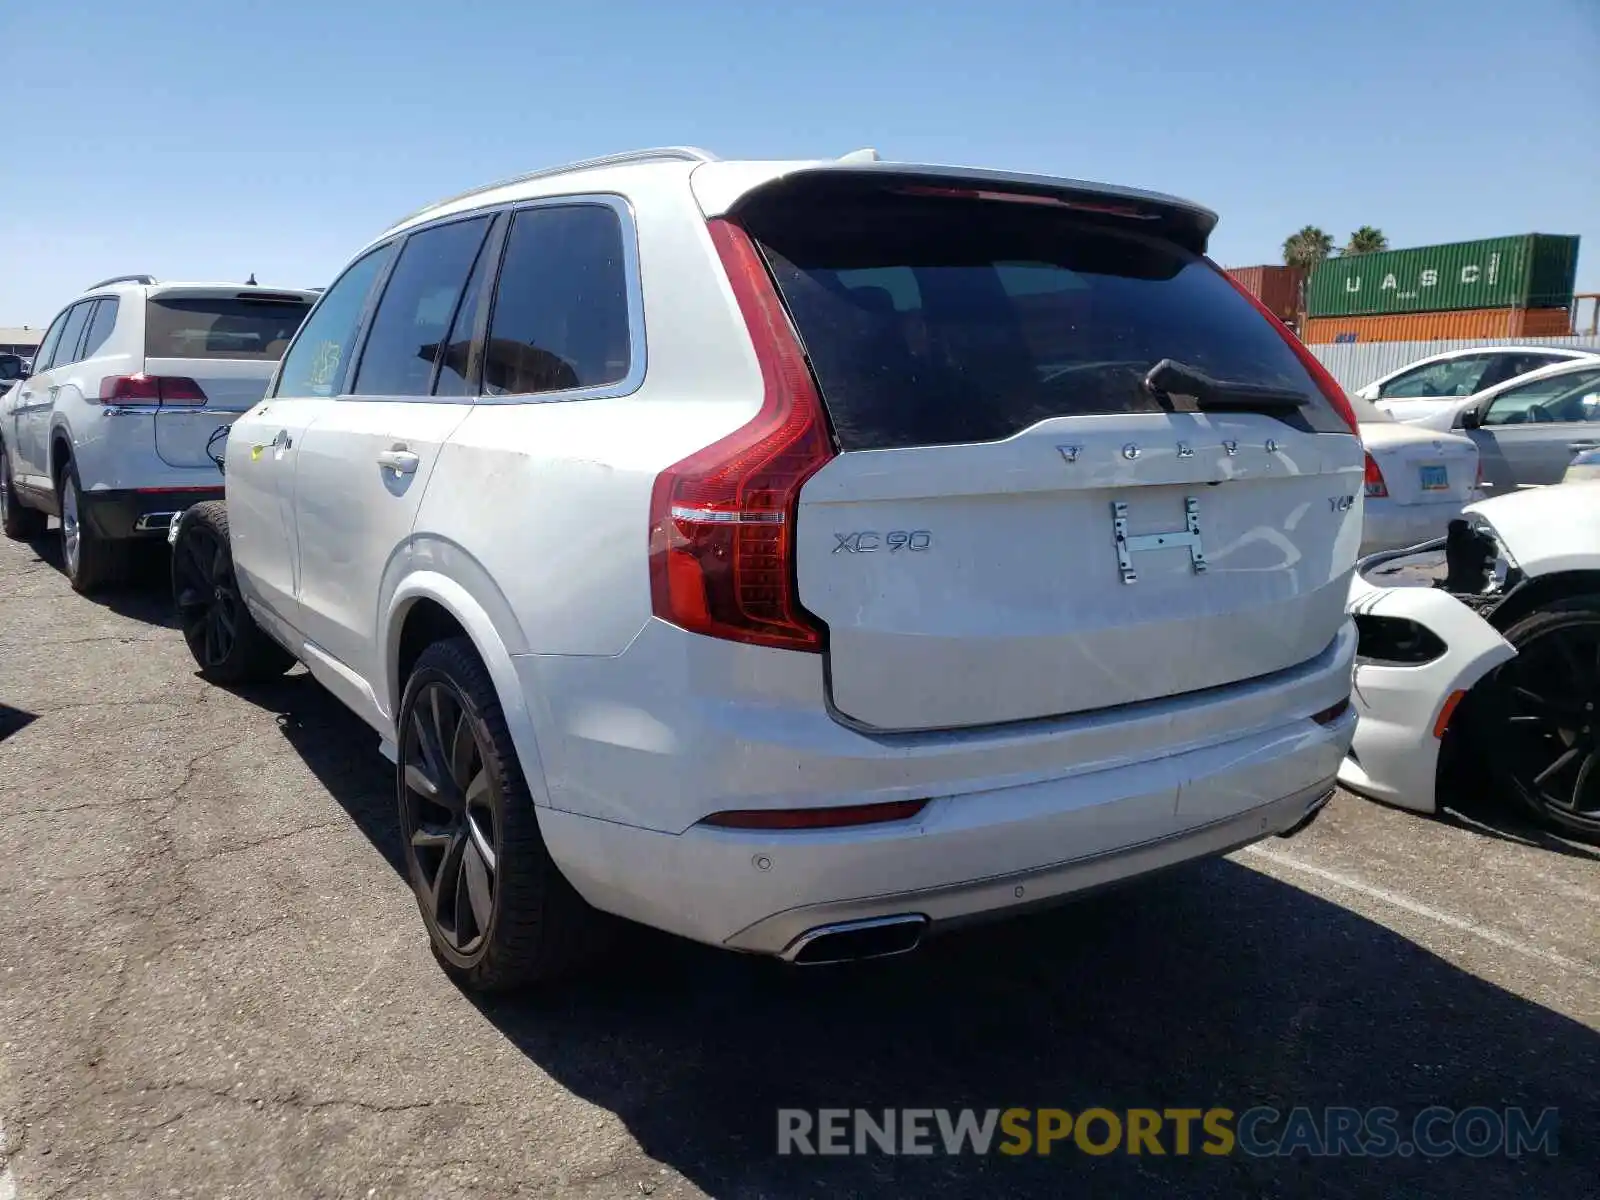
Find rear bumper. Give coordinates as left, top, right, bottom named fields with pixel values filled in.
left=529, top=620, right=1357, bottom=954
left=540, top=721, right=1350, bottom=955
left=1360, top=496, right=1470, bottom=556
left=754, top=779, right=1337, bottom=956
left=80, top=487, right=223, bottom=540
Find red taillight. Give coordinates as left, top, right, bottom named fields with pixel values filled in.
left=647, top=219, right=835, bottom=652
left=699, top=798, right=928, bottom=830
left=1213, top=265, right=1361, bottom=436
left=1363, top=452, right=1388, bottom=498
left=98, top=374, right=207, bottom=405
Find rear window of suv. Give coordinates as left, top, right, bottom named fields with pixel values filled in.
left=742, top=186, right=1343, bottom=450
left=146, top=296, right=313, bottom=361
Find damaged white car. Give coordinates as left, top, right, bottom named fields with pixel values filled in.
left=1341, top=482, right=1600, bottom=840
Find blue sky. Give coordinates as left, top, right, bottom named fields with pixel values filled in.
left=2, top=0, right=1596, bottom=326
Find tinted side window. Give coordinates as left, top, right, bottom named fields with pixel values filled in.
left=1378, top=355, right=1493, bottom=399
left=275, top=246, right=394, bottom=398
left=1484, top=368, right=1600, bottom=425
left=1481, top=352, right=1566, bottom=390
left=81, top=299, right=119, bottom=359
left=354, top=216, right=491, bottom=397
left=483, top=205, right=630, bottom=397
left=32, top=311, right=70, bottom=373
left=51, top=303, right=93, bottom=370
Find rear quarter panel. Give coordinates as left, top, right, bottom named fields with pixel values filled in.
left=46, top=342, right=142, bottom=490
left=408, top=172, right=764, bottom=662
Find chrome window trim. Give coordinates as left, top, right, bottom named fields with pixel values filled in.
left=274, top=193, right=646, bottom=408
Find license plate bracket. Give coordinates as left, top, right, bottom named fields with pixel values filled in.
left=1419, top=464, right=1449, bottom=491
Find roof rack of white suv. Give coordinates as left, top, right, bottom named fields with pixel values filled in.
left=391, top=147, right=722, bottom=230
left=86, top=274, right=157, bottom=289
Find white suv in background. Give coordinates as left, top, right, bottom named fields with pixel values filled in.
left=0, top=276, right=314, bottom=591
left=173, top=148, right=1362, bottom=989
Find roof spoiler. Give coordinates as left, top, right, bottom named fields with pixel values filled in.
left=700, top=162, right=1219, bottom=255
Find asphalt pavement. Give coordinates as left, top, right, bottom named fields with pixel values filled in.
left=1, top=526, right=1596, bottom=1199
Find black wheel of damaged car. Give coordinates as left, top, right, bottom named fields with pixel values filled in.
left=171, top=501, right=294, bottom=684
left=1482, top=595, right=1600, bottom=840
left=398, top=638, right=607, bottom=991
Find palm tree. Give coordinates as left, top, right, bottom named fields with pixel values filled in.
left=1344, top=226, right=1389, bottom=256
left=1283, top=226, right=1335, bottom=270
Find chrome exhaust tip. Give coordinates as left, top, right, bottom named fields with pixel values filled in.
left=781, top=914, right=928, bottom=965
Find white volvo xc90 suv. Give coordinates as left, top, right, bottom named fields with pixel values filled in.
left=172, top=148, right=1363, bottom=989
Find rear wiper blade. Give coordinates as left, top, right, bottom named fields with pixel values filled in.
left=1144, top=358, right=1310, bottom=412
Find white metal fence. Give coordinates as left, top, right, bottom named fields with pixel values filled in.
left=1308, top=335, right=1600, bottom=392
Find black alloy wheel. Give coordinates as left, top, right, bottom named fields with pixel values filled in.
left=396, top=637, right=608, bottom=990
left=1486, top=599, right=1600, bottom=840
left=400, top=678, right=502, bottom=961
left=174, top=516, right=242, bottom=669
left=169, top=501, right=293, bottom=683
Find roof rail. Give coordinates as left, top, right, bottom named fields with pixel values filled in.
left=389, top=147, right=719, bottom=229
left=86, top=274, right=157, bottom=290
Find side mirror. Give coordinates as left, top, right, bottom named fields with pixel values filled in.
left=0, top=353, right=23, bottom=382
left=1459, top=407, right=1483, bottom=431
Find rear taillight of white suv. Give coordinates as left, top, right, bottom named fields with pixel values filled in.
left=646, top=219, right=835, bottom=651
left=98, top=374, right=208, bottom=405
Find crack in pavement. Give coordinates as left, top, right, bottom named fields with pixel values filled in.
left=178, top=818, right=349, bottom=866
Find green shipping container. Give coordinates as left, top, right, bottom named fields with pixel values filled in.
left=1305, top=234, right=1579, bottom=318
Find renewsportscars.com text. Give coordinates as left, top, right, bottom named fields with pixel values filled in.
left=777, top=1106, right=1559, bottom=1158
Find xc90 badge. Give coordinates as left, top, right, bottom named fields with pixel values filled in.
left=832, top=531, right=932, bottom=554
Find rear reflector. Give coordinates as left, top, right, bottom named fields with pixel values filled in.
left=99, top=374, right=208, bottom=405
left=1214, top=267, right=1361, bottom=436
left=1433, top=689, right=1468, bottom=739
left=646, top=219, right=835, bottom=652
left=1312, top=698, right=1351, bottom=725
left=699, top=798, right=928, bottom=830
left=1364, top=453, right=1389, bottom=498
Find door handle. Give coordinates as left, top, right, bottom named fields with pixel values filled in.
left=272, top=429, right=292, bottom=450
left=376, top=447, right=420, bottom=475
left=47, top=385, right=60, bottom=398
left=1568, top=441, right=1600, bottom=452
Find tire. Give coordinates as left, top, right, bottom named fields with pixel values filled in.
left=1478, top=594, right=1600, bottom=841
left=59, top=457, right=130, bottom=593
left=0, top=441, right=46, bottom=540
left=171, top=501, right=295, bottom=684
left=397, top=637, right=608, bottom=991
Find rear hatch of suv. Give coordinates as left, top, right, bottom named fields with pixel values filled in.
left=144, top=288, right=313, bottom=467
left=737, top=175, right=1363, bottom=731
